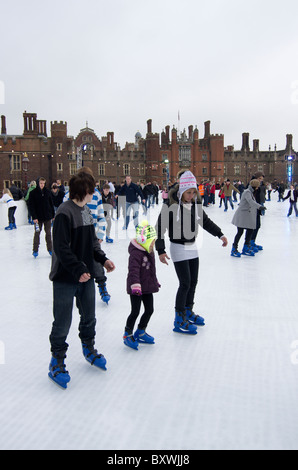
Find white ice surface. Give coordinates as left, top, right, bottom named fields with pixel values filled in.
left=0, top=192, right=298, bottom=450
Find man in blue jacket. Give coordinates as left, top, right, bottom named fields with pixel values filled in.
left=116, top=175, right=145, bottom=229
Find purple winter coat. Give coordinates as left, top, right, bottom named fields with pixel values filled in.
left=126, top=240, right=160, bottom=295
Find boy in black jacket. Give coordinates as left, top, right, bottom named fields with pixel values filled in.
left=28, top=177, right=55, bottom=257
left=48, top=170, right=115, bottom=389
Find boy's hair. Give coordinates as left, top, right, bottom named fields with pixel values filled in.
left=69, top=171, right=95, bottom=201
left=103, top=184, right=110, bottom=190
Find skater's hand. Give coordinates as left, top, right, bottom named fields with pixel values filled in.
left=131, top=286, right=142, bottom=296
left=79, top=272, right=91, bottom=283
left=104, top=260, right=115, bottom=272
left=159, top=253, right=170, bottom=265
left=220, top=236, right=228, bottom=247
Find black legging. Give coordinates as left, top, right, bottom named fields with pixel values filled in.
left=233, top=227, right=254, bottom=249
left=8, top=206, right=17, bottom=224
left=125, top=294, right=154, bottom=334
left=173, top=257, right=199, bottom=312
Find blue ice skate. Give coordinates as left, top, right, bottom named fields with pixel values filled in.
left=250, top=240, right=263, bottom=251
left=173, top=310, right=197, bottom=335
left=123, top=333, right=139, bottom=350
left=242, top=244, right=255, bottom=256
left=185, top=306, right=205, bottom=326
left=98, top=282, right=111, bottom=304
left=48, top=355, right=71, bottom=389
left=231, top=246, right=241, bottom=257
left=134, top=329, right=155, bottom=344
left=82, top=341, right=107, bottom=370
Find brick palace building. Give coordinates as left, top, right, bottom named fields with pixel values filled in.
left=0, top=111, right=297, bottom=193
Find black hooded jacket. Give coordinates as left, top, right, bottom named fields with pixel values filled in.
left=28, top=185, right=55, bottom=222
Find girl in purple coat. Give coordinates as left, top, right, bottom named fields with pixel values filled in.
left=123, top=220, right=160, bottom=350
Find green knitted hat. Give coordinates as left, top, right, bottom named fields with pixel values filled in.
left=135, top=220, right=157, bottom=253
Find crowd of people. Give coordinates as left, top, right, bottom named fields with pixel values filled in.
left=0, top=169, right=297, bottom=389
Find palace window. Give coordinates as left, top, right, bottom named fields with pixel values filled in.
left=139, top=164, right=145, bottom=176
left=69, top=163, right=77, bottom=175
left=179, top=146, right=191, bottom=163
left=234, top=165, right=240, bottom=175
left=99, top=163, right=105, bottom=176
left=12, top=154, right=21, bottom=171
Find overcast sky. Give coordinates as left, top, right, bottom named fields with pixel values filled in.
left=1, top=0, right=298, bottom=150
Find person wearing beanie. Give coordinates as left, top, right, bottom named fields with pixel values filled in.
left=250, top=172, right=266, bottom=251
left=124, top=220, right=161, bottom=350
left=155, top=171, right=228, bottom=334
left=231, top=179, right=266, bottom=257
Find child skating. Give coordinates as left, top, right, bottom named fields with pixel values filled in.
left=0, top=188, right=17, bottom=230
left=123, top=220, right=160, bottom=350
left=155, top=171, right=228, bottom=335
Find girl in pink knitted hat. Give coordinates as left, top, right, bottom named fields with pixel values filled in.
left=155, top=170, right=228, bottom=334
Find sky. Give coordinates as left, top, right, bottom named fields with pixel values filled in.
left=1, top=0, right=298, bottom=151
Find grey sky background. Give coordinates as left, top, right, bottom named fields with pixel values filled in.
left=1, top=0, right=298, bottom=150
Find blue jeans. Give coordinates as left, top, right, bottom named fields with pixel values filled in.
left=125, top=202, right=139, bottom=229
left=224, top=196, right=234, bottom=210
left=49, top=279, right=96, bottom=357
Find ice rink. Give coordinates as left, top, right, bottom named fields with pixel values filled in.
left=0, top=191, right=298, bottom=450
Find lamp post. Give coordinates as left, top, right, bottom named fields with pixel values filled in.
left=22, top=152, right=29, bottom=190
left=164, top=159, right=170, bottom=187
left=285, top=154, right=296, bottom=184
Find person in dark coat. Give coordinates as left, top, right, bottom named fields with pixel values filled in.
left=123, top=220, right=160, bottom=350
left=250, top=171, right=266, bottom=250
left=51, top=183, right=64, bottom=213
left=28, top=177, right=55, bottom=257
left=9, top=184, right=23, bottom=201
left=283, top=185, right=298, bottom=217
left=231, top=179, right=266, bottom=257
left=116, top=175, right=145, bottom=229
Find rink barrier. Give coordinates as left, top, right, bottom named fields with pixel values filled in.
left=0, top=199, right=28, bottom=229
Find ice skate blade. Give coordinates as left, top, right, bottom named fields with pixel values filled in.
left=189, top=321, right=205, bottom=326
left=173, top=327, right=197, bottom=335
left=137, top=338, right=155, bottom=344
left=85, top=357, right=107, bottom=370
left=123, top=340, right=139, bottom=350
left=48, top=373, right=69, bottom=390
